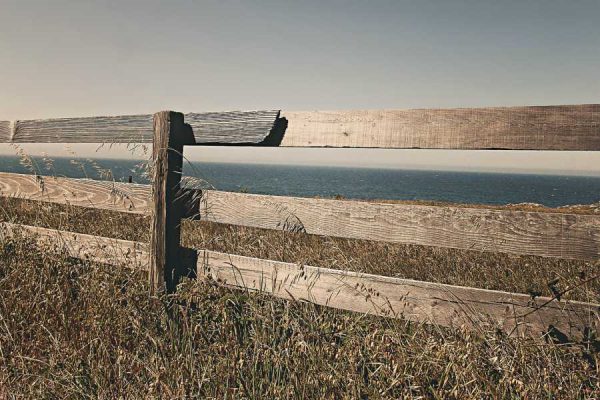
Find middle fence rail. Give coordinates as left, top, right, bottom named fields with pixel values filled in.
left=1, top=171, right=599, bottom=261
left=0, top=105, right=599, bottom=342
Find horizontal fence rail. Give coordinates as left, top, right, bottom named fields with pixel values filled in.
left=198, top=250, right=599, bottom=341
left=0, top=222, right=148, bottom=269
left=0, top=110, right=280, bottom=144
left=200, top=191, right=600, bottom=261
left=1, top=222, right=597, bottom=341
left=0, top=172, right=151, bottom=213
left=279, top=104, right=600, bottom=150
left=2, top=104, right=599, bottom=150
left=1, top=172, right=599, bottom=261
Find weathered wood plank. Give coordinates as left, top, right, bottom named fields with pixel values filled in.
left=0, top=172, right=200, bottom=218
left=0, top=110, right=280, bottom=144
left=5, top=104, right=600, bottom=149
left=2, top=222, right=597, bottom=340
left=185, top=110, right=282, bottom=145
left=198, top=250, right=599, bottom=341
left=1, top=172, right=599, bottom=260
left=0, top=172, right=151, bottom=214
left=0, top=222, right=149, bottom=269
left=149, top=111, right=194, bottom=293
left=0, top=121, right=10, bottom=139
left=280, top=104, right=600, bottom=150
left=200, top=191, right=600, bottom=260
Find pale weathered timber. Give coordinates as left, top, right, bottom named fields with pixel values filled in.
left=4, top=104, right=600, bottom=149
left=0, top=110, right=280, bottom=144
left=0, top=172, right=151, bottom=214
left=1, top=171, right=599, bottom=260
left=0, top=121, right=9, bottom=139
left=1, top=221, right=598, bottom=340
left=0, top=172, right=204, bottom=218
left=200, top=191, right=600, bottom=260
left=184, top=110, right=282, bottom=145
left=0, top=222, right=149, bottom=269
left=280, top=104, right=600, bottom=150
left=198, top=250, right=599, bottom=341
left=149, top=111, right=194, bottom=294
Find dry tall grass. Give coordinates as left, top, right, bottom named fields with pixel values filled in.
left=0, top=197, right=598, bottom=398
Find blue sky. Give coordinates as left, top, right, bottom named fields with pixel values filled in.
left=1, top=0, right=599, bottom=174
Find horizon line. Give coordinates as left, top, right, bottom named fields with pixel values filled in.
left=1, top=153, right=599, bottom=178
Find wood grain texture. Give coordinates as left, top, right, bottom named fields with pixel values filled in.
left=0, top=172, right=151, bottom=214
left=0, top=110, right=279, bottom=144
left=0, top=222, right=149, bottom=269
left=4, top=104, right=600, bottom=149
left=1, top=171, right=599, bottom=260
left=198, top=250, right=599, bottom=341
left=149, top=111, right=191, bottom=293
left=1, top=221, right=597, bottom=340
left=200, top=191, right=600, bottom=260
left=0, top=121, right=10, bottom=139
left=280, top=104, right=600, bottom=150
left=185, top=110, right=281, bottom=145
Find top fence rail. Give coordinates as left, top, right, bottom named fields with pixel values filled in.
left=1, top=104, right=599, bottom=150
left=0, top=110, right=282, bottom=145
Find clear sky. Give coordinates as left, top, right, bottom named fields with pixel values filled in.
left=1, top=0, right=599, bottom=174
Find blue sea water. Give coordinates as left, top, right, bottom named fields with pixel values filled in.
left=1, top=155, right=599, bottom=207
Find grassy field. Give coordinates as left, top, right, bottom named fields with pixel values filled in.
left=0, top=197, right=599, bottom=398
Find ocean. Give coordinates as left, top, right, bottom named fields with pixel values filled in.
left=1, top=155, right=599, bottom=207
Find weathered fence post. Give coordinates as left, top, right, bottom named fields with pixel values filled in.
left=149, top=111, right=193, bottom=294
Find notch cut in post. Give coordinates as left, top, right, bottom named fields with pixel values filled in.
left=149, top=111, right=195, bottom=294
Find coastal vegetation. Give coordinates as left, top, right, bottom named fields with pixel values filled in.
left=0, top=196, right=598, bottom=398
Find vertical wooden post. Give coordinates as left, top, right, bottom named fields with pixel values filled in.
left=149, top=111, right=190, bottom=294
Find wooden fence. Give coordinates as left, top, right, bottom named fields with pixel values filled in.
left=0, top=104, right=599, bottom=342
